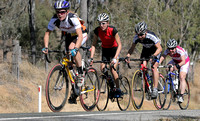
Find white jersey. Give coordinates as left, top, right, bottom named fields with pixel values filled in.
left=47, top=13, right=81, bottom=34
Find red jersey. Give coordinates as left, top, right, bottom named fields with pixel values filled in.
left=94, top=26, right=118, bottom=48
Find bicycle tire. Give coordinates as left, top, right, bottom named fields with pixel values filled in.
left=178, top=79, right=190, bottom=110
left=96, top=74, right=109, bottom=111
left=117, top=76, right=131, bottom=111
left=153, top=73, right=167, bottom=110
left=131, top=69, right=144, bottom=110
left=79, top=67, right=100, bottom=111
left=45, top=64, right=69, bottom=112
left=163, top=78, right=172, bottom=110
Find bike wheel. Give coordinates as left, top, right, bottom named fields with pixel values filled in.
left=79, top=67, right=100, bottom=111
left=163, top=79, right=172, bottom=110
left=96, top=75, right=109, bottom=111
left=131, top=70, right=144, bottom=110
left=153, top=73, right=167, bottom=110
left=117, top=76, right=131, bottom=111
left=178, top=79, right=190, bottom=110
left=45, top=64, right=69, bottom=112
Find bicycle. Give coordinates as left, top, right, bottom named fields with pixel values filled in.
left=44, top=49, right=100, bottom=112
left=94, top=58, right=131, bottom=111
left=158, top=65, right=190, bottom=110
left=130, top=58, right=167, bottom=110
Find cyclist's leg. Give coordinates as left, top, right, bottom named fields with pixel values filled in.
left=69, top=39, right=84, bottom=87
left=109, top=47, right=119, bottom=88
left=178, top=61, right=189, bottom=102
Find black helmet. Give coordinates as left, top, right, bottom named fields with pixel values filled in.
left=135, top=21, right=147, bottom=34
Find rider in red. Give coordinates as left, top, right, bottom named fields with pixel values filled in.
left=89, top=13, right=122, bottom=97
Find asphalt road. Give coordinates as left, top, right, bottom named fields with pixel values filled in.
left=0, top=110, right=199, bottom=121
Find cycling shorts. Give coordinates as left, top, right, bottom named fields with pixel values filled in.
left=168, top=60, right=190, bottom=73
left=65, top=33, right=87, bottom=51
left=140, top=46, right=161, bottom=63
left=102, top=47, right=118, bottom=61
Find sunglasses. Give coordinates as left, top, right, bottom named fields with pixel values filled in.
left=137, top=33, right=145, bottom=36
left=168, top=47, right=176, bottom=50
left=56, top=11, right=66, bottom=15
left=99, top=22, right=107, bottom=25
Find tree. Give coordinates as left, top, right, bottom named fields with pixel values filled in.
left=29, top=0, right=36, bottom=65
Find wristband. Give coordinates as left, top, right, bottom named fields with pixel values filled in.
left=176, top=64, right=180, bottom=70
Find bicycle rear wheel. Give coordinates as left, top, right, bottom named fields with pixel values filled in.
left=45, top=64, right=69, bottom=112
left=117, top=76, right=131, bottom=111
left=131, top=70, right=144, bottom=110
left=153, top=73, right=167, bottom=110
left=79, top=67, right=100, bottom=111
left=96, top=75, right=109, bottom=111
left=178, top=79, right=190, bottom=110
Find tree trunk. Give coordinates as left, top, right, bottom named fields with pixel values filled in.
left=80, top=0, right=88, bottom=27
left=29, top=0, right=36, bottom=65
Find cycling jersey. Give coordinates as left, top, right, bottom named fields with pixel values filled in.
left=94, top=26, right=118, bottom=48
left=133, top=31, right=161, bottom=60
left=163, top=46, right=190, bottom=64
left=48, top=13, right=81, bottom=34
left=133, top=31, right=161, bottom=48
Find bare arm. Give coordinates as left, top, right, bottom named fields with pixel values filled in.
left=178, top=55, right=186, bottom=66
left=90, top=34, right=98, bottom=59
left=153, top=42, right=162, bottom=56
left=75, top=27, right=83, bottom=49
left=113, top=33, right=121, bottom=59
left=43, top=29, right=52, bottom=54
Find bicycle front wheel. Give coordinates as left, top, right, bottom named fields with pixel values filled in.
left=45, top=64, right=69, bottom=112
left=163, top=79, right=172, bottom=110
left=178, top=79, right=190, bottom=110
left=79, top=67, right=100, bottom=111
left=153, top=73, right=167, bottom=110
left=131, top=70, right=144, bottom=110
left=96, top=75, right=109, bottom=111
left=117, top=76, right=131, bottom=111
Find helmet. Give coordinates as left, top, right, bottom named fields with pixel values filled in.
left=167, top=39, right=178, bottom=48
left=54, top=0, right=70, bottom=10
left=97, top=13, right=109, bottom=22
left=135, top=21, right=147, bottom=34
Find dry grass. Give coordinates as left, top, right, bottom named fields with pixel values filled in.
left=0, top=53, right=199, bottom=113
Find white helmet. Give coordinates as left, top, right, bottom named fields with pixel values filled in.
left=167, top=39, right=178, bottom=48
left=135, top=21, right=147, bottom=34
left=97, top=13, right=109, bottom=22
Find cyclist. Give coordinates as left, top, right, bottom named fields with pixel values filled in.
left=42, top=0, right=88, bottom=104
left=89, top=13, right=122, bottom=97
left=159, top=39, right=190, bottom=103
left=125, top=21, right=162, bottom=99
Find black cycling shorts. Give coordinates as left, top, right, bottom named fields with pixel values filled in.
left=102, top=47, right=117, bottom=61
left=140, top=46, right=161, bottom=62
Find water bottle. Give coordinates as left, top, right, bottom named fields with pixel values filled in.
left=173, top=72, right=179, bottom=90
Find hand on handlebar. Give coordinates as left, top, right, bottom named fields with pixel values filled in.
left=42, top=48, right=48, bottom=54
left=111, top=58, right=117, bottom=65
left=88, top=58, right=93, bottom=66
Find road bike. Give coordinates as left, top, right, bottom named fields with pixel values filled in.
left=94, top=58, right=131, bottom=111
left=45, top=48, right=100, bottom=112
left=158, top=65, right=190, bottom=110
left=130, top=58, right=167, bottom=110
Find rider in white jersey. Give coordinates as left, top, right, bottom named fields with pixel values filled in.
left=42, top=0, right=87, bottom=104
left=126, top=21, right=163, bottom=99
left=159, top=39, right=190, bottom=103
